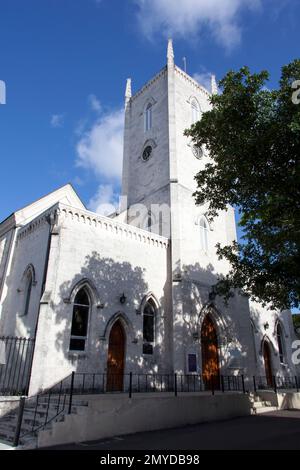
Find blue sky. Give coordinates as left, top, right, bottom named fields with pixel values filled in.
left=0, top=0, right=299, bottom=222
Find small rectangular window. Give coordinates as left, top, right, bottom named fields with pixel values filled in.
left=69, top=338, right=86, bottom=351
left=143, top=343, right=153, bottom=355
left=188, top=353, right=197, bottom=373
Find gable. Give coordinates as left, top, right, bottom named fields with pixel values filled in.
left=0, top=184, right=85, bottom=234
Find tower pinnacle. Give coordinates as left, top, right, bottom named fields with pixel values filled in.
left=125, top=78, right=132, bottom=106
left=167, top=38, right=174, bottom=66
left=211, top=74, right=218, bottom=95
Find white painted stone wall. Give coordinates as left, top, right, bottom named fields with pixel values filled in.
left=250, top=300, right=298, bottom=378
left=38, top=392, right=252, bottom=448
left=28, top=203, right=171, bottom=394
left=0, top=46, right=297, bottom=399
left=0, top=215, right=50, bottom=337
left=122, top=68, right=170, bottom=211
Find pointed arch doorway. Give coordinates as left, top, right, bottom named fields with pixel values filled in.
left=263, top=340, right=273, bottom=387
left=106, top=320, right=126, bottom=392
left=201, top=314, right=220, bottom=389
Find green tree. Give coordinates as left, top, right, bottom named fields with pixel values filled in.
left=185, top=60, right=300, bottom=310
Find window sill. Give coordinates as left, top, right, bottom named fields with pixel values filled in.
left=68, top=351, right=88, bottom=358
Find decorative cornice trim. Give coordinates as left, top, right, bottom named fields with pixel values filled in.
left=17, top=206, right=58, bottom=241
left=174, top=66, right=211, bottom=99
left=58, top=203, right=169, bottom=250
left=131, top=67, right=167, bottom=102
left=16, top=202, right=169, bottom=249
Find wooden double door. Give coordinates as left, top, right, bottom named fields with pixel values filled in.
left=263, top=341, right=273, bottom=387
left=201, top=315, right=220, bottom=389
left=106, top=320, right=126, bottom=392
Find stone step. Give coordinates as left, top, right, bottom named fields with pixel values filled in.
left=0, top=428, right=15, bottom=442
left=250, top=396, right=265, bottom=403
left=0, top=393, right=89, bottom=448
left=0, top=436, right=14, bottom=446
left=19, top=436, right=37, bottom=449
left=36, top=398, right=88, bottom=406
left=252, top=401, right=273, bottom=409
left=252, top=406, right=278, bottom=415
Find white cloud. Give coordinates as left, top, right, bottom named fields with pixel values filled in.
left=76, top=107, right=124, bottom=180
left=88, top=184, right=119, bottom=216
left=135, top=0, right=262, bottom=50
left=193, top=71, right=212, bottom=92
left=88, top=94, right=102, bottom=113
left=50, top=113, right=64, bottom=128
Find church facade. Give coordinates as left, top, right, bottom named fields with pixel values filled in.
left=0, top=41, right=297, bottom=395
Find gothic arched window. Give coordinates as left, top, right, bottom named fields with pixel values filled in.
left=142, top=299, right=156, bottom=355
left=200, top=217, right=209, bottom=252
left=69, top=288, right=90, bottom=351
left=23, top=270, right=33, bottom=316
left=276, top=323, right=285, bottom=364
left=145, top=103, right=152, bottom=132
left=191, top=99, right=200, bottom=125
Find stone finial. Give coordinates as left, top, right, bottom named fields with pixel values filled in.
left=125, top=78, right=132, bottom=106
left=211, top=74, right=218, bottom=95
left=167, top=38, right=174, bottom=66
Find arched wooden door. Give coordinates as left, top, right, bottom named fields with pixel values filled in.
left=106, top=320, right=125, bottom=392
left=263, top=341, right=273, bottom=387
left=201, top=315, right=220, bottom=389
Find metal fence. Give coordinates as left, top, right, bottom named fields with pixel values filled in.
left=0, top=336, right=35, bottom=396
left=12, top=372, right=245, bottom=446
left=253, top=375, right=299, bottom=393
left=67, top=372, right=246, bottom=396
left=9, top=371, right=300, bottom=446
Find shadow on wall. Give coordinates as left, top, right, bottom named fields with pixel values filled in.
left=47, top=253, right=254, bottom=382
left=172, top=261, right=254, bottom=379
left=49, top=251, right=171, bottom=377
left=3, top=250, right=256, bottom=391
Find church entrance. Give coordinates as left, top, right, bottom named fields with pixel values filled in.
left=201, top=315, right=220, bottom=390
left=263, top=341, right=273, bottom=387
left=106, top=320, right=125, bottom=392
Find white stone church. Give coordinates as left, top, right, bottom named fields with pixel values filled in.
left=0, top=40, right=297, bottom=395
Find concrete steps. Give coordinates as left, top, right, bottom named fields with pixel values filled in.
left=0, top=396, right=89, bottom=448
left=249, top=393, right=278, bottom=415
left=252, top=406, right=278, bottom=415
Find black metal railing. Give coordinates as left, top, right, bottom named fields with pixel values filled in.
left=12, top=372, right=245, bottom=446
left=253, top=375, right=300, bottom=393
left=68, top=372, right=246, bottom=397
left=0, top=336, right=35, bottom=396
left=10, top=371, right=300, bottom=446
left=15, top=373, right=74, bottom=446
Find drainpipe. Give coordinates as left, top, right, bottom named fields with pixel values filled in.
left=0, top=225, right=19, bottom=320
left=40, top=211, right=58, bottom=301
left=27, top=210, right=58, bottom=393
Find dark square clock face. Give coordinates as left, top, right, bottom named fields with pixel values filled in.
left=142, top=145, right=152, bottom=161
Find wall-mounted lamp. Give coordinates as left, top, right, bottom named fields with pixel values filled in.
left=120, top=293, right=127, bottom=304
left=208, top=286, right=216, bottom=302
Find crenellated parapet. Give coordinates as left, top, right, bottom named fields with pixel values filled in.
left=17, top=202, right=169, bottom=250
left=174, top=65, right=211, bottom=98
